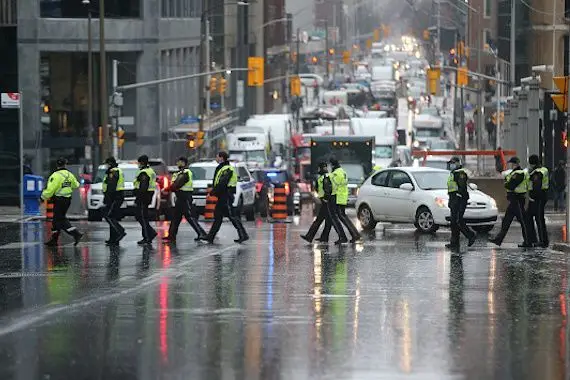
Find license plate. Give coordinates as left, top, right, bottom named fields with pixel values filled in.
left=121, top=201, right=135, bottom=209
left=194, top=199, right=206, bottom=207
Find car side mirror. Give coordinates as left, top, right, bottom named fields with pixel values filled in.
left=469, top=183, right=478, bottom=190
left=399, top=183, right=413, bottom=191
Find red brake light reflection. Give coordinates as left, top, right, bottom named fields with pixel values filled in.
left=284, top=182, right=290, bottom=195
left=256, top=182, right=263, bottom=193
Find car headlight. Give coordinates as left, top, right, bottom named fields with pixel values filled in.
left=435, top=196, right=448, bottom=208
left=489, top=198, right=497, bottom=209
left=91, top=189, right=103, bottom=195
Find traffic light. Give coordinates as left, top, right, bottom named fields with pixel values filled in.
left=209, top=76, right=218, bottom=93
left=373, top=28, right=380, bottom=41
left=219, top=77, right=227, bottom=94
left=552, top=76, right=569, bottom=112
left=311, top=56, right=318, bottom=64
left=187, top=132, right=196, bottom=149
left=117, top=127, right=125, bottom=148
left=42, top=103, right=50, bottom=113
left=197, top=131, right=205, bottom=147
left=291, top=52, right=297, bottom=63
left=427, top=68, right=440, bottom=95
left=342, top=51, right=351, bottom=64
left=328, top=48, right=335, bottom=56
left=290, top=76, right=301, bottom=97
left=247, top=56, right=264, bottom=87
left=423, top=29, right=430, bottom=40
left=457, top=67, right=468, bottom=87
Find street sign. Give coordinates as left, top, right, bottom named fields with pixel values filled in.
left=552, top=76, right=569, bottom=112
left=1, top=92, right=20, bottom=109
left=180, top=116, right=200, bottom=124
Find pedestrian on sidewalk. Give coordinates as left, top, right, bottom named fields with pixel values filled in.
left=102, top=157, right=126, bottom=246
left=41, top=157, right=83, bottom=246
left=134, top=155, right=158, bottom=246
left=553, top=160, right=566, bottom=211
left=163, top=156, right=207, bottom=243
left=526, top=154, right=549, bottom=247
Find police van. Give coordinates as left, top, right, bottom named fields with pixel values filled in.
left=86, top=162, right=161, bottom=221
left=185, top=160, right=256, bottom=220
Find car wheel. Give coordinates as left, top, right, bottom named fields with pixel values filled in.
left=357, top=204, right=377, bottom=231
left=414, top=206, right=438, bottom=233
left=473, top=225, right=494, bottom=234
left=87, top=209, right=103, bottom=222
left=245, top=204, right=255, bottom=221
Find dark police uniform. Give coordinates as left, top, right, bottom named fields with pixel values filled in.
left=166, top=168, right=206, bottom=241
left=489, top=166, right=531, bottom=246
left=41, top=167, right=83, bottom=246
left=330, top=164, right=360, bottom=243
left=447, top=166, right=475, bottom=248
left=134, top=165, right=158, bottom=244
left=527, top=165, right=549, bottom=247
left=203, top=161, right=248, bottom=243
left=301, top=171, right=334, bottom=242
left=103, top=165, right=126, bottom=244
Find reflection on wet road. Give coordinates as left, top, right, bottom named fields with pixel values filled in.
left=0, top=213, right=568, bottom=379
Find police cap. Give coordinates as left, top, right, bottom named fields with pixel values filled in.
left=508, top=156, right=520, bottom=164
left=318, top=161, right=328, bottom=169
left=528, top=154, right=540, bottom=165
left=448, top=156, right=461, bottom=164
left=177, top=156, right=188, bottom=164
left=105, top=156, right=117, bottom=166
left=56, top=157, right=67, bottom=167
left=138, top=155, right=149, bottom=164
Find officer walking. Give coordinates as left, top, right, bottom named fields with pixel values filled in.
left=102, top=157, right=126, bottom=245
left=163, top=156, right=207, bottom=243
left=489, top=156, right=532, bottom=247
left=41, top=157, right=83, bottom=246
left=329, top=158, right=361, bottom=244
left=527, top=154, right=549, bottom=247
left=446, top=156, right=476, bottom=250
left=201, top=151, right=249, bottom=244
left=301, top=162, right=337, bottom=243
left=134, top=155, right=158, bottom=245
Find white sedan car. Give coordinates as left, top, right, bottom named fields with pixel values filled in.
left=356, top=167, right=499, bottom=233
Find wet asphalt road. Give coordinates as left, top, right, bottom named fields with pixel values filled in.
left=0, top=210, right=569, bottom=379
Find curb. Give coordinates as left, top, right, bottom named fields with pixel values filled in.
left=552, top=243, right=570, bottom=253
left=29, top=215, right=88, bottom=221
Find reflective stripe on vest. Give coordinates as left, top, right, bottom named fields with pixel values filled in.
left=317, top=174, right=327, bottom=198
left=331, top=167, right=349, bottom=205
left=103, top=167, right=125, bottom=192
left=214, top=165, right=238, bottom=187
left=530, top=167, right=549, bottom=190
left=506, top=169, right=528, bottom=194
left=447, top=168, right=467, bottom=193
left=134, top=167, right=157, bottom=191
left=55, top=170, right=73, bottom=197
left=173, top=169, right=193, bottom=191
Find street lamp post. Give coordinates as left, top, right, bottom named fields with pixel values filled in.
left=82, top=0, right=95, bottom=171
left=99, top=0, right=109, bottom=160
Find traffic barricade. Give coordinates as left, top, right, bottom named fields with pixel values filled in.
left=270, top=185, right=290, bottom=222
left=204, top=188, right=217, bottom=221
left=23, top=174, right=44, bottom=216
left=45, top=199, right=55, bottom=221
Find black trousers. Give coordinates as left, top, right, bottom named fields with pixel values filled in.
left=449, top=195, right=474, bottom=245
left=207, top=196, right=248, bottom=240
left=527, top=196, right=548, bottom=246
left=305, top=199, right=332, bottom=241
left=52, top=196, right=77, bottom=235
left=326, top=196, right=348, bottom=240
left=169, top=193, right=206, bottom=238
left=104, top=193, right=125, bottom=241
left=135, top=194, right=156, bottom=241
left=494, top=194, right=530, bottom=244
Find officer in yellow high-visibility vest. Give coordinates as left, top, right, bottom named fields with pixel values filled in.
left=163, top=156, right=206, bottom=243
left=41, top=157, right=83, bottom=246
left=103, top=156, right=126, bottom=245
left=446, top=156, right=476, bottom=251
left=201, top=151, right=249, bottom=244
left=527, top=154, right=549, bottom=247
left=489, top=156, right=532, bottom=247
left=329, top=157, right=361, bottom=244
left=134, top=155, right=157, bottom=245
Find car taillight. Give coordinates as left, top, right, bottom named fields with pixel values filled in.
left=284, top=182, right=290, bottom=195
left=255, top=182, right=263, bottom=193
left=162, top=176, right=169, bottom=189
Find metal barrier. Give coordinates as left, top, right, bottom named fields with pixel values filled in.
left=412, top=149, right=516, bottom=172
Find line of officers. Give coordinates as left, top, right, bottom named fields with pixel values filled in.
left=446, top=154, right=549, bottom=250
left=40, top=152, right=249, bottom=246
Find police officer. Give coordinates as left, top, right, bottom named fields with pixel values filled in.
left=446, top=156, right=476, bottom=250
left=489, top=156, right=532, bottom=247
left=201, top=151, right=249, bottom=243
left=163, top=156, right=207, bottom=243
left=103, top=157, right=126, bottom=245
left=41, top=157, right=83, bottom=246
left=134, top=155, right=158, bottom=245
left=301, top=162, right=335, bottom=243
left=527, top=154, right=549, bottom=247
left=329, top=157, right=361, bottom=244
left=372, top=164, right=382, bottom=172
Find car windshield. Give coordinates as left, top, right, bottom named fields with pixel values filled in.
left=94, top=167, right=139, bottom=183
left=420, top=108, right=439, bottom=116
left=412, top=171, right=449, bottom=189
left=416, top=128, right=441, bottom=138
left=189, top=166, right=217, bottom=181
left=264, top=171, right=288, bottom=184
left=374, top=146, right=393, bottom=158
left=343, top=164, right=366, bottom=183
left=423, top=160, right=449, bottom=170
left=229, top=150, right=265, bottom=163
left=430, top=140, right=455, bottom=149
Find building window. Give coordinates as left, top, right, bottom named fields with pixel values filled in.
left=483, top=29, right=492, bottom=46
left=40, top=0, right=141, bottom=18
left=484, top=0, right=491, bottom=18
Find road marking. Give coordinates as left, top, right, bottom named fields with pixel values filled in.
left=0, top=242, right=42, bottom=249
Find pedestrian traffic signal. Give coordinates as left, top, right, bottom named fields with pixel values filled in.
left=196, top=131, right=205, bottom=148
left=342, top=51, right=351, bottom=64
left=290, top=76, right=301, bottom=97
left=328, top=48, right=335, bottom=56
left=457, top=67, right=468, bottom=87
left=423, top=29, right=430, bottom=40
left=187, top=132, right=197, bottom=149
left=552, top=76, right=569, bottom=112
left=219, top=78, right=227, bottom=94
left=117, top=127, right=125, bottom=148
left=209, top=76, right=218, bottom=93
left=247, top=56, right=264, bottom=87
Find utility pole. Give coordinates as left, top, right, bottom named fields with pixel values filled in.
left=84, top=0, right=95, bottom=170
left=205, top=19, right=211, bottom=122
left=325, top=20, right=330, bottom=79
left=112, top=59, right=119, bottom=159
left=566, top=40, right=570, bottom=242
left=459, top=33, right=465, bottom=152
left=510, top=0, right=516, bottom=85
left=436, top=0, right=441, bottom=62
left=476, top=30, right=482, bottom=174
left=99, top=0, right=109, bottom=159
left=296, top=27, right=300, bottom=74
left=496, top=58, right=501, bottom=149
